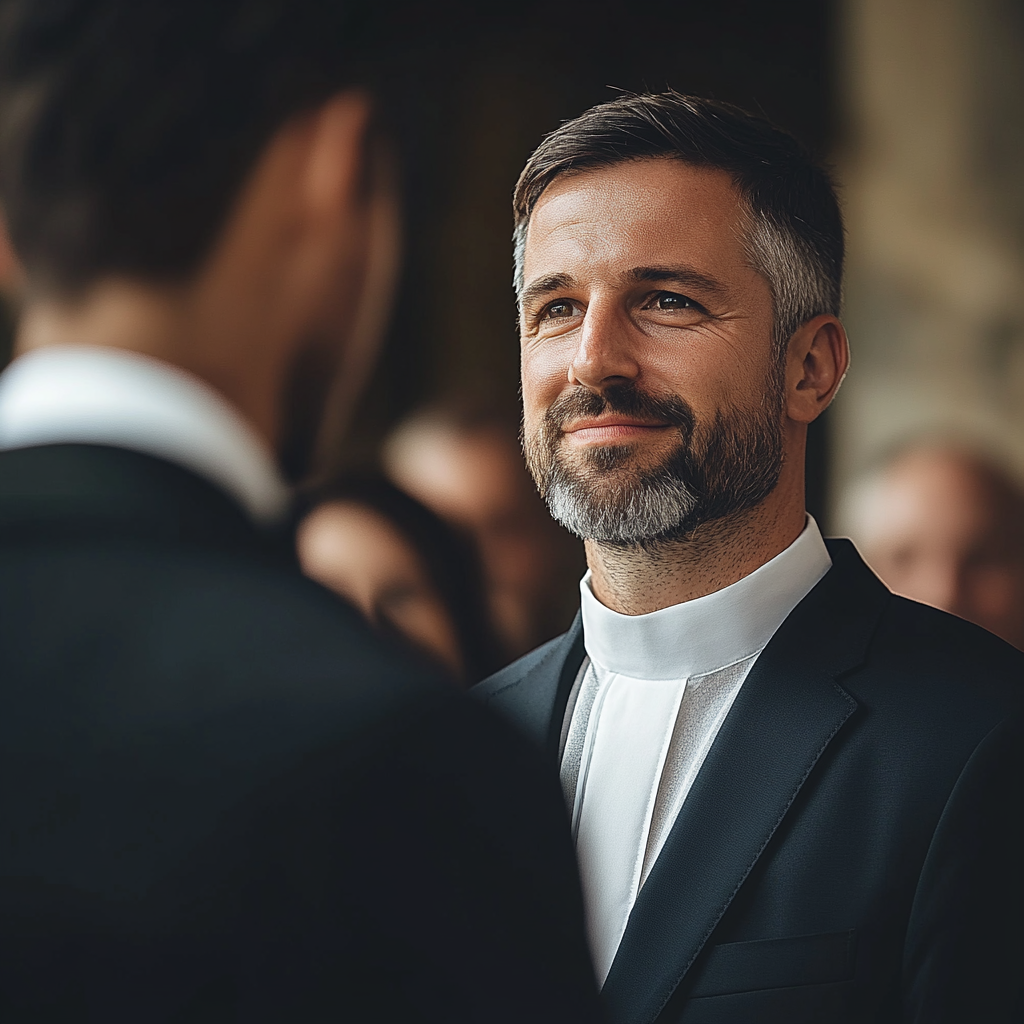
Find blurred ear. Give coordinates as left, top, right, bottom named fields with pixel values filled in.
left=197, top=88, right=374, bottom=301
left=785, top=314, right=849, bottom=424
left=310, top=144, right=403, bottom=481
left=0, top=210, right=23, bottom=298
left=302, top=91, right=373, bottom=222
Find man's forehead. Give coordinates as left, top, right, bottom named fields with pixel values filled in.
left=523, top=158, right=747, bottom=280
left=544, top=155, right=735, bottom=196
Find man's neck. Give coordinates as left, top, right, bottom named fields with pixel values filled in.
left=16, top=282, right=282, bottom=449
left=585, top=498, right=807, bottom=616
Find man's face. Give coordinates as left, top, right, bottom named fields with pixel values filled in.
left=519, top=158, right=785, bottom=546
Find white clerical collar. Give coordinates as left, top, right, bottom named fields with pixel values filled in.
left=0, top=344, right=291, bottom=526
left=580, top=516, right=832, bottom=680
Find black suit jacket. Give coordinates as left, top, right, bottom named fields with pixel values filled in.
left=475, top=539, right=1024, bottom=1024
left=0, top=443, right=602, bottom=1023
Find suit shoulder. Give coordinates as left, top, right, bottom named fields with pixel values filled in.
left=164, top=550, right=449, bottom=699
left=863, top=593, right=1024, bottom=709
left=876, top=594, right=1024, bottom=672
left=0, top=538, right=446, bottom=710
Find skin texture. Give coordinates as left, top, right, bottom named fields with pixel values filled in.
left=14, top=93, right=399, bottom=482
left=850, top=446, right=1024, bottom=650
left=297, top=500, right=466, bottom=678
left=519, top=158, right=849, bottom=615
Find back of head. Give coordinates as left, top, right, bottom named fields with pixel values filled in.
left=0, top=0, right=369, bottom=294
left=513, top=90, right=844, bottom=352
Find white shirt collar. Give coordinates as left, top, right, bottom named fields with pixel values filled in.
left=0, top=344, right=291, bottom=526
left=580, top=516, right=832, bottom=680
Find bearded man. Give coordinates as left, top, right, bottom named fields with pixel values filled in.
left=476, top=92, right=1024, bottom=1024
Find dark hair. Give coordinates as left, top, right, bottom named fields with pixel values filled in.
left=305, top=474, right=505, bottom=685
left=513, top=90, right=844, bottom=352
left=0, top=0, right=373, bottom=293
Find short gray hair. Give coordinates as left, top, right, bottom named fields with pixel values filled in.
left=512, top=91, right=844, bottom=355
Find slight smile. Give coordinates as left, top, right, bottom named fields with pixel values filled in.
left=564, top=418, right=673, bottom=444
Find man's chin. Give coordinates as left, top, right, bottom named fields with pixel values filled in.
left=559, top=440, right=683, bottom=476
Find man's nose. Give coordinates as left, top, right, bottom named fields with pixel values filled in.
left=567, top=299, right=640, bottom=389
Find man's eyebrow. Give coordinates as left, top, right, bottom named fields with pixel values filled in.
left=518, top=266, right=728, bottom=310
left=519, top=273, right=578, bottom=309
left=627, top=265, right=729, bottom=297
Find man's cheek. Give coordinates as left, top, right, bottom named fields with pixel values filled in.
left=520, top=377, right=552, bottom=430
left=524, top=355, right=571, bottom=404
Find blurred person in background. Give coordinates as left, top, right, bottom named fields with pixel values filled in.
left=384, top=401, right=583, bottom=657
left=0, top=1, right=603, bottom=1020
left=843, top=441, right=1024, bottom=650
left=298, top=475, right=505, bottom=685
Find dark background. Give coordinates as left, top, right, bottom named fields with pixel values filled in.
left=348, top=0, right=839, bottom=523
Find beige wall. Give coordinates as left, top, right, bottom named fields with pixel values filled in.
left=833, top=0, right=1024, bottom=526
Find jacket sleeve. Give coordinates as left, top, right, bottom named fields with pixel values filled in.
left=902, top=713, right=1024, bottom=1023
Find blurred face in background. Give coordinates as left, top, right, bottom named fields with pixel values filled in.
left=385, top=421, right=568, bottom=656
left=298, top=500, right=465, bottom=678
left=852, top=447, right=1024, bottom=650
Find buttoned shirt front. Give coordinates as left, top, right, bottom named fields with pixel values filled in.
left=561, top=518, right=833, bottom=983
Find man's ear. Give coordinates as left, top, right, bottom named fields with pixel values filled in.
left=195, top=88, right=373, bottom=299
left=785, top=314, right=850, bottom=424
left=0, top=212, right=23, bottom=299
left=302, top=91, right=374, bottom=222
left=309, top=145, right=403, bottom=482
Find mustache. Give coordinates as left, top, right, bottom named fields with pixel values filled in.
left=543, top=383, right=696, bottom=434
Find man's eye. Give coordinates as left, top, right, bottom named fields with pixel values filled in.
left=654, top=292, right=697, bottom=310
left=543, top=300, right=579, bottom=320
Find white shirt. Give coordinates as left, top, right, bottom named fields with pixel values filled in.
left=561, top=518, right=832, bottom=984
left=0, top=345, right=290, bottom=526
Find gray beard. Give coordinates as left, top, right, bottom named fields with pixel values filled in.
left=524, top=383, right=785, bottom=548
left=541, top=445, right=701, bottom=545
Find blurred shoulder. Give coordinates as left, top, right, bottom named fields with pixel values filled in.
left=1, top=536, right=455, bottom=727
left=144, top=543, right=451, bottom=708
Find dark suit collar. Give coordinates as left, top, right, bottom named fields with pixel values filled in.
left=0, top=443, right=298, bottom=568
left=504, top=614, right=585, bottom=758
left=516, top=539, right=889, bottom=1024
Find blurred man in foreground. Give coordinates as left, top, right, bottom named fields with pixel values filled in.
left=0, top=2, right=601, bottom=1020
left=476, top=91, right=1024, bottom=1023
left=844, top=442, right=1024, bottom=650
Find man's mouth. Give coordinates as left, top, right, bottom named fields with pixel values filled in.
left=562, top=417, right=673, bottom=444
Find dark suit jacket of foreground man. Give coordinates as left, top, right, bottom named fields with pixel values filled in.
left=0, top=442, right=601, bottom=1023
left=477, top=539, right=1024, bottom=1024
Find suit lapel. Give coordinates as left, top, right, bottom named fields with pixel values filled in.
left=601, top=541, right=888, bottom=1024
left=485, top=615, right=585, bottom=758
